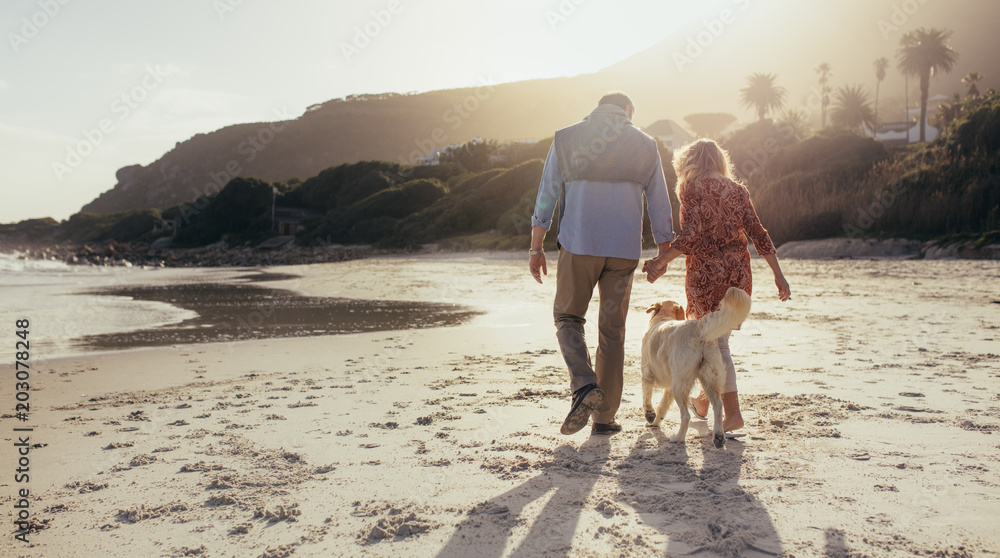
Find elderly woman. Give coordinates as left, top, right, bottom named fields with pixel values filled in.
left=643, top=139, right=790, bottom=432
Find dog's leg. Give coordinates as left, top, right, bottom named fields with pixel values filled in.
left=642, top=378, right=657, bottom=425
left=670, top=391, right=690, bottom=442
left=699, top=368, right=726, bottom=449
left=652, top=388, right=672, bottom=427
left=707, top=385, right=725, bottom=449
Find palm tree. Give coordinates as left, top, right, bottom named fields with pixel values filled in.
left=873, top=57, right=889, bottom=137
left=816, top=62, right=833, bottom=127
left=896, top=27, right=959, bottom=142
left=831, top=85, right=876, bottom=131
left=932, top=93, right=964, bottom=130
left=962, top=71, right=983, bottom=97
left=777, top=109, right=810, bottom=141
left=740, top=73, right=787, bottom=121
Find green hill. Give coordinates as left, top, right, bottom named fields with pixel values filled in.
left=746, top=92, right=1000, bottom=244
left=10, top=92, right=998, bottom=254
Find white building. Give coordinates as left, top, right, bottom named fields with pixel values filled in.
left=868, top=95, right=946, bottom=145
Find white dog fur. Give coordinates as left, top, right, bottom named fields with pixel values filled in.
left=641, top=287, right=751, bottom=448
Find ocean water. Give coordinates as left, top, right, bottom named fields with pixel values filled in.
left=0, top=253, right=200, bottom=359
left=0, top=253, right=478, bottom=359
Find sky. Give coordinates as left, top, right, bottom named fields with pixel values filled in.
left=0, top=0, right=729, bottom=223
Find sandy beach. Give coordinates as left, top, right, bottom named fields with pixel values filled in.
left=2, top=253, right=999, bottom=557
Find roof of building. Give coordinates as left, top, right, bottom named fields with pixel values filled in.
left=643, top=119, right=695, bottom=142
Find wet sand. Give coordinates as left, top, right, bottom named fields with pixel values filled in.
left=2, top=254, right=998, bottom=557
left=77, top=270, right=478, bottom=352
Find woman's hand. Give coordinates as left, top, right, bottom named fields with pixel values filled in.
left=762, top=253, right=790, bottom=301
left=642, top=256, right=668, bottom=283
left=775, top=273, right=790, bottom=301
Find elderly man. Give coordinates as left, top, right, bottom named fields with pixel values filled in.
left=529, top=91, right=675, bottom=435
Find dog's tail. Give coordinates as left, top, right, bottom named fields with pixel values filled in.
left=697, top=287, right=751, bottom=342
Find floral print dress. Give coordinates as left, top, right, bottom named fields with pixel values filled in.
left=670, top=176, right=776, bottom=320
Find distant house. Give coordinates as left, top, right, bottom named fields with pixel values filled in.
left=151, top=218, right=178, bottom=236
left=868, top=98, right=944, bottom=146
left=868, top=119, right=940, bottom=147
left=273, top=206, right=322, bottom=236
left=643, top=119, right=696, bottom=150
left=419, top=147, right=447, bottom=166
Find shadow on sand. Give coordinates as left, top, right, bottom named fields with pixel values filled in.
left=436, top=437, right=611, bottom=557
left=436, top=423, right=782, bottom=556
left=619, top=427, right=783, bottom=556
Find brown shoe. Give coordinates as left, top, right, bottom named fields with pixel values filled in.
left=591, top=420, right=622, bottom=435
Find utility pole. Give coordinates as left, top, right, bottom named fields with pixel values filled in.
left=905, top=74, right=910, bottom=144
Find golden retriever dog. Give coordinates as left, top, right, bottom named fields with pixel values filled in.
left=641, top=287, right=751, bottom=448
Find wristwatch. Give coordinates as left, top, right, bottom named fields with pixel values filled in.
left=528, top=249, right=544, bottom=256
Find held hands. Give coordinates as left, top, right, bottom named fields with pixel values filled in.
left=529, top=253, right=547, bottom=284
left=641, top=255, right=668, bottom=283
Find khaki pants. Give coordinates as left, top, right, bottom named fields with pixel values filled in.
left=553, top=249, right=638, bottom=423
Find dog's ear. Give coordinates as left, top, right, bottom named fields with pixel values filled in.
left=645, top=302, right=661, bottom=314
left=672, top=304, right=686, bottom=321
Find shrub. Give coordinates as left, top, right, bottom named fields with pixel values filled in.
left=302, top=178, right=446, bottom=244
left=63, top=209, right=162, bottom=244
left=173, top=177, right=274, bottom=246
left=388, top=159, right=545, bottom=246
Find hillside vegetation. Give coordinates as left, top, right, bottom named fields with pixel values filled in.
left=746, top=92, right=1000, bottom=244
left=4, top=93, right=998, bottom=254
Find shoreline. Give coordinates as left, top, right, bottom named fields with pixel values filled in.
left=3, top=234, right=1000, bottom=272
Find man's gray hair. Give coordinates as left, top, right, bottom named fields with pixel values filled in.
left=598, top=91, right=635, bottom=114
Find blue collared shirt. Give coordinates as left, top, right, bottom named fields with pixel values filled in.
left=531, top=143, right=675, bottom=260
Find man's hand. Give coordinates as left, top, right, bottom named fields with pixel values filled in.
left=641, top=256, right=668, bottom=283
left=529, top=253, right=547, bottom=284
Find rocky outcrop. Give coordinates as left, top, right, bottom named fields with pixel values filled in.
left=921, top=241, right=1000, bottom=260
left=777, top=238, right=923, bottom=260
left=9, top=242, right=376, bottom=268
left=776, top=238, right=1000, bottom=260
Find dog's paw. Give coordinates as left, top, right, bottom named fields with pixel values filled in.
left=644, top=410, right=656, bottom=424
left=713, top=433, right=725, bottom=449
left=669, top=433, right=683, bottom=443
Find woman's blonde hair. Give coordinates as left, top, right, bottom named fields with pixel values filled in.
left=672, top=139, right=736, bottom=197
